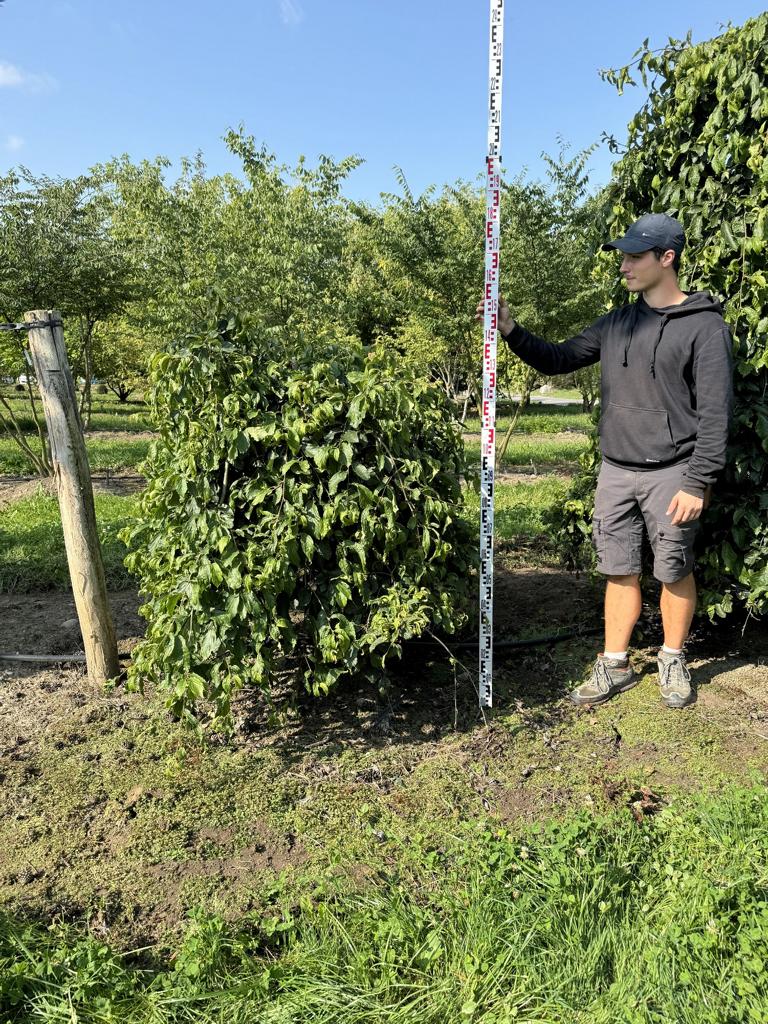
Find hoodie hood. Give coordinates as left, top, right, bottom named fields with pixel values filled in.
left=623, top=291, right=725, bottom=376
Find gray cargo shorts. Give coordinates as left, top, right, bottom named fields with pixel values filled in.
left=592, top=460, right=699, bottom=583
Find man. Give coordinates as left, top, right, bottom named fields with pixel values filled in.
left=481, top=213, right=733, bottom=708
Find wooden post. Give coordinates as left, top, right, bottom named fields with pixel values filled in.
left=24, top=310, right=120, bottom=686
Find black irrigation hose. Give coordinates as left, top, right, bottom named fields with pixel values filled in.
left=0, top=653, right=87, bottom=663
left=0, top=474, right=145, bottom=482
left=0, top=630, right=603, bottom=666
left=410, top=626, right=603, bottom=652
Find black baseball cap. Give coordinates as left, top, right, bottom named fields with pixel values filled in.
left=602, top=213, right=686, bottom=256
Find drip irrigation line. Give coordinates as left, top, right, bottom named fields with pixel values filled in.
left=410, top=626, right=603, bottom=652
left=0, top=630, right=601, bottom=668
left=0, top=652, right=87, bottom=663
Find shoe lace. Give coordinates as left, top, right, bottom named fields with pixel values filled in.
left=592, top=658, right=613, bottom=695
left=660, top=655, right=691, bottom=692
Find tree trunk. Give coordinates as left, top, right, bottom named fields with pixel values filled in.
left=495, top=387, right=532, bottom=470
left=78, top=319, right=95, bottom=431
left=459, top=391, right=471, bottom=425
left=25, top=310, right=120, bottom=687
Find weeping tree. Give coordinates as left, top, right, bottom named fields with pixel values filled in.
left=554, top=13, right=768, bottom=619
left=122, top=302, right=477, bottom=732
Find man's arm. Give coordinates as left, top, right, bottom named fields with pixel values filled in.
left=478, top=296, right=604, bottom=375
left=680, top=327, right=734, bottom=498
left=503, top=320, right=603, bottom=375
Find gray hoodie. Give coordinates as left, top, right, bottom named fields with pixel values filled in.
left=502, top=291, right=733, bottom=497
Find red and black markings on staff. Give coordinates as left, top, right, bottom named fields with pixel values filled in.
left=480, top=0, right=504, bottom=708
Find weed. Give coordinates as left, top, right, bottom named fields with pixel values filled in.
left=1, top=785, right=766, bottom=1022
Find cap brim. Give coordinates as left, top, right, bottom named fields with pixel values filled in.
left=601, top=237, right=655, bottom=253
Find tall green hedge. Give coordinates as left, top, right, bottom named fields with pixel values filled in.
left=122, top=309, right=476, bottom=730
left=556, top=14, right=768, bottom=618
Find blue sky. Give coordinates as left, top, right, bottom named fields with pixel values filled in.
left=1, top=0, right=766, bottom=203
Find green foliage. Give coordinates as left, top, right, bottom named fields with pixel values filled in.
left=122, top=306, right=476, bottom=730
left=100, top=136, right=362, bottom=345
left=368, top=175, right=486, bottom=404
left=500, top=145, right=609, bottom=405
left=0, top=167, right=137, bottom=435
left=0, top=168, right=133, bottom=323
left=2, top=784, right=767, bottom=1022
left=369, top=147, right=608, bottom=419
left=558, top=14, right=768, bottom=617
left=92, top=316, right=152, bottom=402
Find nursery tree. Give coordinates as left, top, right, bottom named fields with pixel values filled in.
left=0, top=168, right=133, bottom=459
left=123, top=302, right=476, bottom=731
left=92, top=316, right=151, bottom=402
left=496, top=146, right=608, bottom=461
left=368, top=175, right=486, bottom=414
left=101, top=134, right=361, bottom=346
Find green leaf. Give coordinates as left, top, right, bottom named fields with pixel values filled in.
left=328, top=469, right=347, bottom=495
left=186, top=673, right=206, bottom=700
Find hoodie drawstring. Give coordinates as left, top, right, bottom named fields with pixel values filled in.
left=650, top=316, right=669, bottom=378
left=619, top=292, right=722, bottom=376
left=621, top=303, right=670, bottom=376
left=623, top=303, right=639, bottom=367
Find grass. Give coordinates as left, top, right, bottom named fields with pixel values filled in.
left=464, top=477, right=567, bottom=541
left=0, top=389, right=154, bottom=432
left=0, top=436, right=151, bottom=474
left=1, top=783, right=766, bottom=1022
left=0, top=386, right=147, bottom=405
left=464, top=433, right=589, bottom=467
left=4, top=409, right=156, bottom=432
left=462, top=405, right=590, bottom=435
left=0, top=490, right=137, bottom=590
left=530, top=387, right=583, bottom=400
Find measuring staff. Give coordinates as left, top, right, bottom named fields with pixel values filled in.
left=478, top=0, right=505, bottom=708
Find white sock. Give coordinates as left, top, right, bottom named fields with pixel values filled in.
left=603, top=650, right=627, bottom=661
left=662, top=645, right=683, bottom=656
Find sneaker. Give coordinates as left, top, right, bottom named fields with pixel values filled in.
left=569, top=655, right=637, bottom=706
left=657, top=649, right=694, bottom=708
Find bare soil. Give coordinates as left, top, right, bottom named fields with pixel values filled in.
left=0, top=473, right=145, bottom=508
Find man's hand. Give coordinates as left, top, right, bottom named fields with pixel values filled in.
left=475, top=294, right=516, bottom=337
left=667, top=490, right=704, bottom=525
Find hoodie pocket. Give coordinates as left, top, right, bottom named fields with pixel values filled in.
left=599, top=403, right=677, bottom=465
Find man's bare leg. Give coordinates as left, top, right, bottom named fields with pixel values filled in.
left=660, top=573, right=697, bottom=650
left=569, top=573, right=641, bottom=705
left=604, top=574, right=642, bottom=653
